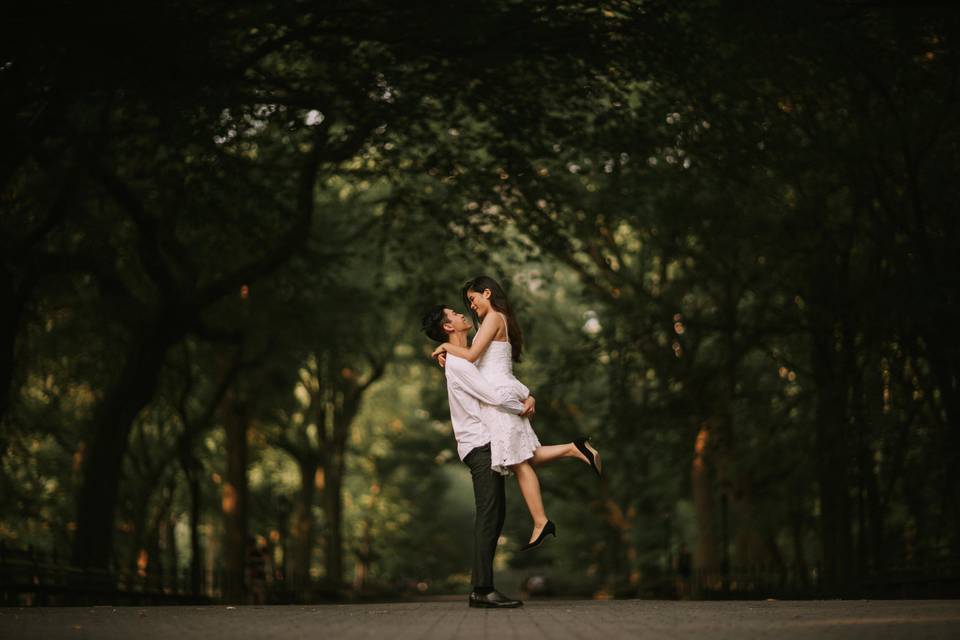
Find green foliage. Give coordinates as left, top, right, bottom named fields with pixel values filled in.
left=1, top=0, right=958, bottom=600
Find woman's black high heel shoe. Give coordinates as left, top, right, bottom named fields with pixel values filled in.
left=521, top=520, right=556, bottom=551
left=574, top=437, right=602, bottom=477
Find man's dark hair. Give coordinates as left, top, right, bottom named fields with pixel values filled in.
left=421, top=305, right=451, bottom=343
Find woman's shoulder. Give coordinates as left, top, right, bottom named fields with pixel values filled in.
left=483, top=311, right=509, bottom=337
left=497, top=311, right=511, bottom=338
left=483, top=310, right=507, bottom=326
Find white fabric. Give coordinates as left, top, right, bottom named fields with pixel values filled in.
left=477, top=316, right=542, bottom=475
left=444, top=354, right=528, bottom=461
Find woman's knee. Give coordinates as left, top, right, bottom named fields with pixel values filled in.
left=512, top=461, right=534, bottom=476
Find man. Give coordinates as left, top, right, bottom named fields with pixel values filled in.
left=421, top=305, right=534, bottom=608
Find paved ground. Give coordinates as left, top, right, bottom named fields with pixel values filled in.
left=2, top=599, right=959, bottom=639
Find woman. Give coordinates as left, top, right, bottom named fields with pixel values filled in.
left=432, top=275, right=602, bottom=549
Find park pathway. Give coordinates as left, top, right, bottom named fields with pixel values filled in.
left=2, top=599, right=959, bottom=639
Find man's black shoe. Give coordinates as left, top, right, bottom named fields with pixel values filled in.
left=468, top=590, right=523, bottom=608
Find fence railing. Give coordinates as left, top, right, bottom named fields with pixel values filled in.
left=0, top=542, right=213, bottom=606
left=4, top=540, right=959, bottom=605
left=682, top=562, right=960, bottom=599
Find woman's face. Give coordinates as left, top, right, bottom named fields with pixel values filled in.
left=466, top=288, right=493, bottom=318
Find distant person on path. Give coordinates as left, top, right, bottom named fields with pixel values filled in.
left=429, top=276, right=601, bottom=548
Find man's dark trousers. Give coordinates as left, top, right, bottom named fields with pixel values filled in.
left=464, top=443, right=505, bottom=589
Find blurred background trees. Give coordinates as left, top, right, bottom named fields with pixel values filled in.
left=1, top=0, right=958, bottom=603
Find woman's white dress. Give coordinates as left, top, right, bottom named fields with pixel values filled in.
left=476, top=323, right=541, bottom=475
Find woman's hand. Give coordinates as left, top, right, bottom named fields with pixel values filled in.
left=431, top=344, right=448, bottom=360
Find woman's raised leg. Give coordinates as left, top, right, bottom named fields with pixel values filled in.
left=530, top=442, right=589, bottom=466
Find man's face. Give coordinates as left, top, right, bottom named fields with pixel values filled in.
left=443, top=308, right=473, bottom=334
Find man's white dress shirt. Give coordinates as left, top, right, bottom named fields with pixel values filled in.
left=444, top=354, right=529, bottom=461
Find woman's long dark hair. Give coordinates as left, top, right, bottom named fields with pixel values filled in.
left=462, top=275, right=524, bottom=362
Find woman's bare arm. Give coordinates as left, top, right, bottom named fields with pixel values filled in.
left=434, top=313, right=502, bottom=363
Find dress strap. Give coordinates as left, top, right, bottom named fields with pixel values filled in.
left=499, top=312, right=510, bottom=343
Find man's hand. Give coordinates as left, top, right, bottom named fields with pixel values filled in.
left=520, top=395, right=536, bottom=418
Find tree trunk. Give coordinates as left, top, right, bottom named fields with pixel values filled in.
left=322, top=448, right=344, bottom=590
left=0, top=266, right=27, bottom=426
left=222, top=387, right=249, bottom=604
left=852, top=368, right=870, bottom=579
left=790, top=504, right=810, bottom=588
left=716, top=283, right=742, bottom=590
left=856, top=357, right=888, bottom=576
left=811, top=333, right=855, bottom=596
left=291, top=458, right=319, bottom=595
left=691, top=421, right=718, bottom=593
left=148, top=510, right=163, bottom=591
left=127, top=492, right=150, bottom=579
left=927, top=353, right=960, bottom=558
left=178, top=447, right=204, bottom=596
left=186, top=460, right=203, bottom=596
left=72, top=331, right=169, bottom=568
left=175, top=347, right=243, bottom=597
left=165, top=513, right=178, bottom=593
left=601, top=507, right=627, bottom=596
left=312, top=354, right=386, bottom=592
left=354, top=517, right=373, bottom=592
left=157, top=478, right=178, bottom=592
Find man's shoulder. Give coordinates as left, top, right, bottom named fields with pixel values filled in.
left=445, top=354, right=469, bottom=368
left=444, top=354, right=471, bottom=378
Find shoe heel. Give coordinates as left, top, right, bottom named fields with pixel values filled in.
left=521, top=520, right=556, bottom=551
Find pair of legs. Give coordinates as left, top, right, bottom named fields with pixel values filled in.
left=465, top=443, right=505, bottom=592
left=512, top=443, right=590, bottom=544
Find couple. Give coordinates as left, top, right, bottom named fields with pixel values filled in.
left=421, top=275, right=602, bottom=608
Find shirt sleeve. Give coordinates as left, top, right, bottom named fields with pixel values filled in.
left=447, top=358, right=526, bottom=414
left=510, top=377, right=531, bottom=401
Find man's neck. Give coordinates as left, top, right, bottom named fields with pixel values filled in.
left=449, top=330, right=469, bottom=348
